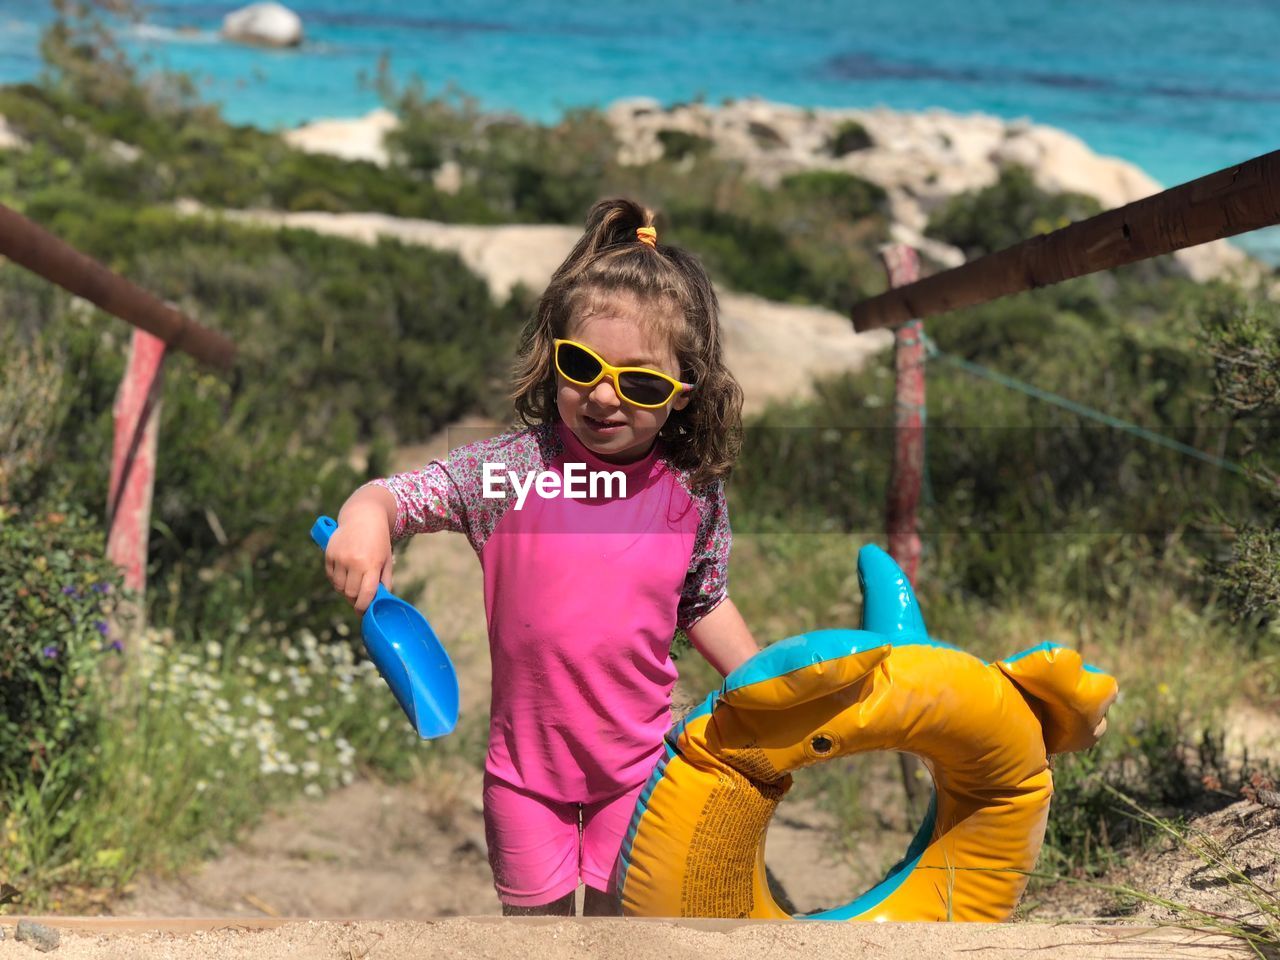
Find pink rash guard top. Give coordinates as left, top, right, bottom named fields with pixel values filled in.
left=371, top=420, right=731, bottom=803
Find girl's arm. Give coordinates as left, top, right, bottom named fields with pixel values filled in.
left=328, top=458, right=463, bottom=613
left=328, top=429, right=539, bottom=612
left=685, top=597, right=759, bottom=677
left=338, top=481, right=397, bottom=533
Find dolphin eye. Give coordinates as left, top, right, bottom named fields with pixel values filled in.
left=810, top=735, right=833, bottom=754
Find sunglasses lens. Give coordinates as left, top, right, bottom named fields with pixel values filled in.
left=618, top=371, right=675, bottom=406
left=558, top=342, right=602, bottom=383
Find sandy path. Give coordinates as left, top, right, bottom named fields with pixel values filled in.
left=0, top=917, right=1253, bottom=959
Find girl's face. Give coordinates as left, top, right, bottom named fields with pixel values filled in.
left=556, top=304, right=690, bottom=464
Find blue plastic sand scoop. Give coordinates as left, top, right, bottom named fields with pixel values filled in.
left=311, top=516, right=459, bottom=739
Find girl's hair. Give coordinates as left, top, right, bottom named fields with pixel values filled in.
left=511, top=197, right=743, bottom=491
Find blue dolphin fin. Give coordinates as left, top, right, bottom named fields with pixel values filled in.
left=857, top=544, right=930, bottom=641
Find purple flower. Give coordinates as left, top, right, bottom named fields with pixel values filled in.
left=106, top=640, right=124, bottom=653
left=91, top=582, right=111, bottom=594
left=94, top=621, right=109, bottom=637
left=42, top=645, right=58, bottom=659
left=61, top=585, right=78, bottom=597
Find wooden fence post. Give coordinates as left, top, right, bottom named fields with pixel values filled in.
left=883, top=246, right=926, bottom=584
left=106, top=328, right=166, bottom=638
left=879, top=243, right=930, bottom=818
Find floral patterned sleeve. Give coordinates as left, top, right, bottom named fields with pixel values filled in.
left=368, top=462, right=467, bottom=542
left=367, top=425, right=553, bottom=554
left=676, top=479, right=732, bottom=631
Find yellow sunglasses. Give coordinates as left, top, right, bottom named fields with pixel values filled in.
left=553, top=339, right=694, bottom=409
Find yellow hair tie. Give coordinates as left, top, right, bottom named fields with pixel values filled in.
left=636, top=226, right=657, bottom=248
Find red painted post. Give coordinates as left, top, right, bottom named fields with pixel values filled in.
left=879, top=244, right=929, bottom=818
left=882, top=245, right=925, bottom=584
left=106, top=329, right=167, bottom=617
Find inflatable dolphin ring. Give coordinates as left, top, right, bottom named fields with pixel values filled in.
left=618, top=544, right=1117, bottom=921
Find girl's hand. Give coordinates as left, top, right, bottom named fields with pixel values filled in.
left=327, top=486, right=398, bottom=613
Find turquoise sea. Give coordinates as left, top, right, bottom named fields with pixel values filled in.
left=2, top=0, right=1278, bottom=258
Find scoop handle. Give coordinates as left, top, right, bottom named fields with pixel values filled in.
left=311, top=515, right=339, bottom=550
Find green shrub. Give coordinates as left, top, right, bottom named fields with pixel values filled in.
left=731, top=270, right=1268, bottom=604
left=376, top=74, right=484, bottom=175
left=470, top=110, right=620, bottom=223
left=1201, top=287, right=1280, bottom=417
left=926, top=165, right=1103, bottom=258
left=378, top=66, right=620, bottom=224
left=776, top=170, right=887, bottom=221
left=1216, top=526, right=1280, bottom=626
left=2, top=204, right=523, bottom=640
left=0, top=291, right=69, bottom=502
left=0, top=85, right=90, bottom=158
left=657, top=129, right=713, bottom=162
left=663, top=201, right=808, bottom=302
left=0, top=73, right=472, bottom=220
left=0, top=502, right=124, bottom=783
left=827, top=119, right=874, bottom=156
left=1198, top=287, right=1280, bottom=624
left=747, top=120, right=786, bottom=151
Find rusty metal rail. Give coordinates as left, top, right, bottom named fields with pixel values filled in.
left=851, top=149, right=1280, bottom=332
left=0, top=201, right=235, bottom=371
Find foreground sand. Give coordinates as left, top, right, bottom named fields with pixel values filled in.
left=0, top=916, right=1253, bottom=960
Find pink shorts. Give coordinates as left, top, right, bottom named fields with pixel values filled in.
left=483, top=772, right=646, bottom=907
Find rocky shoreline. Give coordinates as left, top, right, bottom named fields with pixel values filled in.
left=0, top=91, right=1258, bottom=284
left=285, top=97, right=1257, bottom=284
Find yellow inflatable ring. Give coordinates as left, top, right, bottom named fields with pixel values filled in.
left=618, top=544, right=1117, bottom=921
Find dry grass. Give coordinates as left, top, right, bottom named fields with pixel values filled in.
left=0, top=335, right=66, bottom=500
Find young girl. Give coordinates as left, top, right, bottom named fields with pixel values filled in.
left=323, top=197, right=759, bottom=916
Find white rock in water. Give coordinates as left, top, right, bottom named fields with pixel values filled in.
left=222, top=3, right=303, bottom=48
